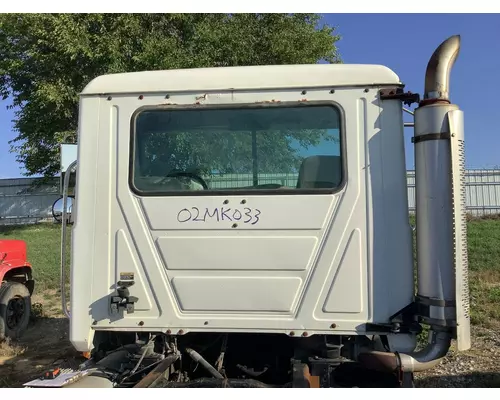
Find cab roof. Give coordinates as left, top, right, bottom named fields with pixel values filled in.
left=81, top=64, right=402, bottom=96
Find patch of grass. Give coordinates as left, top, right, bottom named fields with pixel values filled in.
left=488, top=286, right=500, bottom=302
left=461, top=216, right=500, bottom=329
left=469, top=270, right=500, bottom=328
left=468, top=218, right=500, bottom=273
left=0, top=223, right=71, bottom=292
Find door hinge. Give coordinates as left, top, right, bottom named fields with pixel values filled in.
left=379, top=88, right=420, bottom=106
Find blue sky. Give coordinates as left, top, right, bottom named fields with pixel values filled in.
left=321, top=13, right=500, bottom=170
left=0, top=13, right=498, bottom=178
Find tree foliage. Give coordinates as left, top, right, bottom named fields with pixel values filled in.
left=0, top=13, right=341, bottom=178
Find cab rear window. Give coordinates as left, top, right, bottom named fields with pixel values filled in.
left=130, top=102, right=344, bottom=195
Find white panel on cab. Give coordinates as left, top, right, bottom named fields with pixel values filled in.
left=156, top=236, right=318, bottom=271
left=322, top=229, right=364, bottom=314
left=172, top=276, right=302, bottom=313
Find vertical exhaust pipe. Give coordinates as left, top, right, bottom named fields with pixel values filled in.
left=423, top=35, right=461, bottom=103
left=359, top=35, right=470, bottom=373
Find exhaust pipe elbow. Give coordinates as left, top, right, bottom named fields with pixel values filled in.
left=424, top=35, right=461, bottom=102
left=397, top=329, right=451, bottom=372
left=358, top=329, right=452, bottom=373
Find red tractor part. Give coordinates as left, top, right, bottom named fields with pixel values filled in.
left=0, top=239, right=34, bottom=340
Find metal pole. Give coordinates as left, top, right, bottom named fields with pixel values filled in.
left=61, top=160, right=77, bottom=319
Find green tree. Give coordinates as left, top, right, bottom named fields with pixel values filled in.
left=0, top=13, right=341, bottom=179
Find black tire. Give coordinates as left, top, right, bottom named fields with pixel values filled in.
left=0, top=282, right=31, bottom=340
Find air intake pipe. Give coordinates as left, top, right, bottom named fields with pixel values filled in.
left=359, top=35, right=471, bottom=373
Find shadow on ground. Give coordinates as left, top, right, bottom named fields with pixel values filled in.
left=416, top=372, right=500, bottom=388
left=0, top=315, right=83, bottom=387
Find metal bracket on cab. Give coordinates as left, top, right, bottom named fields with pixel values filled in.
left=379, top=87, right=420, bottom=106
left=110, top=280, right=138, bottom=315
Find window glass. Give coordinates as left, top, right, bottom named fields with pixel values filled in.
left=131, top=104, right=343, bottom=194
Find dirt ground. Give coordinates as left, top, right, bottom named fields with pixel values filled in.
left=1, top=291, right=499, bottom=388
left=0, top=291, right=84, bottom=388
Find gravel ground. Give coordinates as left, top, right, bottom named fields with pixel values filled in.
left=415, top=326, right=500, bottom=387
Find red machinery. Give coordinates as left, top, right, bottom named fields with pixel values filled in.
left=0, top=239, right=34, bottom=339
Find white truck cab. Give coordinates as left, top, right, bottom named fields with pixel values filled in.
left=50, top=35, right=470, bottom=388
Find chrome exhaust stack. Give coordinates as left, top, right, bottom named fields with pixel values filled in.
left=413, top=33, right=471, bottom=359
left=359, top=35, right=471, bottom=374
left=423, top=35, right=461, bottom=102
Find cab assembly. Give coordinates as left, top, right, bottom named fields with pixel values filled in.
left=31, top=35, right=470, bottom=388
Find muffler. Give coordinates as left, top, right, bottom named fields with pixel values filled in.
left=359, top=35, right=471, bottom=373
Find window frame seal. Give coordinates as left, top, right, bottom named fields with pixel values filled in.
left=128, top=100, right=348, bottom=197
